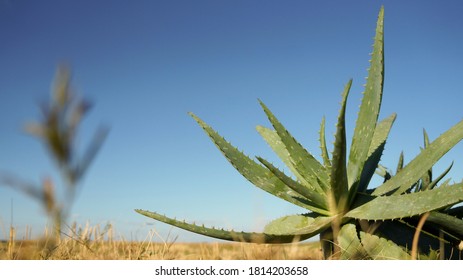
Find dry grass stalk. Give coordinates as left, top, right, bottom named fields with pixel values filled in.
left=411, top=212, right=431, bottom=260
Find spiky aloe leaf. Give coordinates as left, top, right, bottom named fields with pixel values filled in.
left=319, top=116, right=331, bottom=169
left=423, top=162, right=453, bottom=191
left=330, top=80, right=351, bottom=212
left=396, top=151, right=404, bottom=174
left=368, top=114, right=397, bottom=158
left=417, top=130, right=433, bottom=191
left=256, top=157, right=330, bottom=214
left=373, top=119, right=463, bottom=195
left=189, top=113, right=312, bottom=210
left=356, top=113, right=396, bottom=195
left=346, top=183, right=463, bottom=220
left=347, top=7, right=384, bottom=192
left=360, top=231, right=410, bottom=260
left=256, top=125, right=313, bottom=190
left=263, top=213, right=334, bottom=237
left=338, top=223, right=369, bottom=260
left=423, top=128, right=430, bottom=147
left=426, top=211, right=463, bottom=239
left=259, top=100, right=328, bottom=193
left=135, top=209, right=305, bottom=243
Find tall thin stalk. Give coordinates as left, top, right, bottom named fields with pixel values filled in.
left=1, top=66, right=108, bottom=242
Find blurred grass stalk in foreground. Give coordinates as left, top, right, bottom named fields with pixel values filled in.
left=1, top=65, right=108, bottom=242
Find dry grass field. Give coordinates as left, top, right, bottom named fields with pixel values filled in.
left=0, top=240, right=322, bottom=260
left=0, top=224, right=322, bottom=260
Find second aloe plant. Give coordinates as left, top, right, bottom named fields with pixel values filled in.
left=136, top=7, right=463, bottom=259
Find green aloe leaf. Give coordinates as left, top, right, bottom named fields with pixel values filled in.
left=347, top=6, right=384, bottom=192
left=263, top=213, right=334, bottom=237
left=423, top=128, right=430, bottom=147
left=356, top=113, right=397, bottom=195
left=259, top=100, right=329, bottom=193
left=189, top=113, right=312, bottom=210
left=319, top=116, right=331, bottom=169
left=396, top=151, right=404, bottom=174
left=418, top=130, right=433, bottom=192
left=257, top=157, right=329, bottom=214
left=424, top=162, right=453, bottom=191
left=256, top=125, right=313, bottom=190
left=338, top=223, right=369, bottom=260
left=368, top=114, right=397, bottom=158
left=427, top=211, right=463, bottom=239
left=360, top=231, right=410, bottom=260
left=330, top=80, right=351, bottom=212
left=346, top=183, right=463, bottom=220
left=135, top=209, right=305, bottom=243
left=373, top=119, right=463, bottom=195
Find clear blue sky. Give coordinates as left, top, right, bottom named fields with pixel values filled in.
left=1, top=0, right=463, bottom=242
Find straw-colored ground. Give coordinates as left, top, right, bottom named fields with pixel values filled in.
left=0, top=223, right=322, bottom=260
left=0, top=239, right=322, bottom=260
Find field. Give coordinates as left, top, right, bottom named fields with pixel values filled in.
left=0, top=239, right=322, bottom=260
left=2, top=7, right=462, bottom=262
left=0, top=223, right=322, bottom=260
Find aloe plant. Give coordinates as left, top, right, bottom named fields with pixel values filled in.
left=136, top=7, right=463, bottom=259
